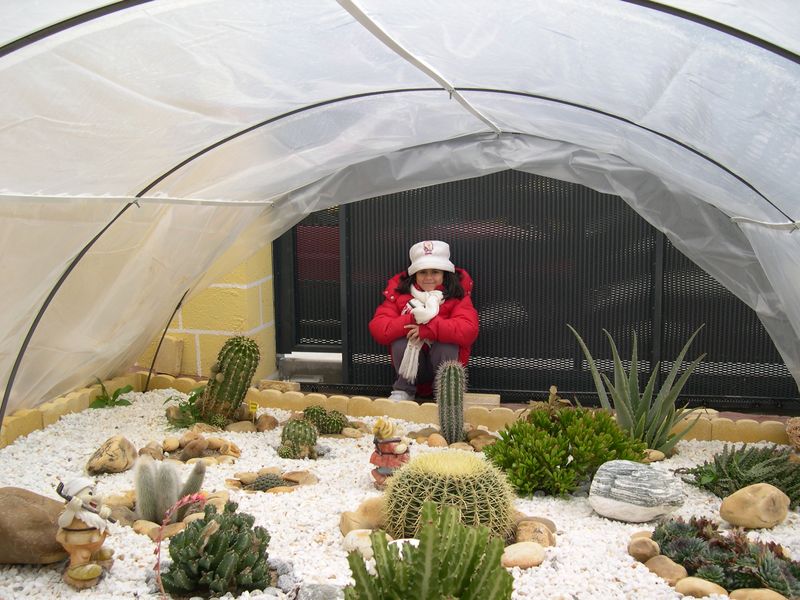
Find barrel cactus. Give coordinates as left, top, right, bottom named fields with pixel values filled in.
left=160, top=501, right=270, bottom=595
left=278, top=420, right=319, bottom=459
left=198, top=336, right=260, bottom=423
left=384, top=450, right=515, bottom=540
left=244, top=473, right=292, bottom=492
left=303, top=405, right=348, bottom=434
left=435, top=360, right=466, bottom=444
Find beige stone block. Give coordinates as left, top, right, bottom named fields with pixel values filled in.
left=150, top=374, right=177, bottom=390
left=171, top=376, right=202, bottom=394
left=759, top=421, right=790, bottom=445
left=259, top=380, right=301, bottom=393
left=485, top=408, right=516, bottom=432
left=683, top=417, right=712, bottom=441
left=152, top=335, right=183, bottom=376
left=325, top=395, right=349, bottom=414
left=416, top=403, right=439, bottom=425
left=735, top=419, right=764, bottom=443
left=464, top=392, right=501, bottom=407
left=710, top=417, right=739, bottom=441
left=465, top=406, right=491, bottom=428
left=347, top=396, right=373, bottom=417
left=376, top=399, right=418, bottom=419
left=129, top=371, right=147, bottom=392
left=73, top=389, right=94, bottom=412
left=243, top=387, right=266, bottom=410
left=255, top=389, right=282, bottom=408
left=2, top=409, right=43, bottom=443
left=40, top=396, right=71, bottom=427
left=282, top=391, right=307, bottom=412
left=304, top=393, right=327, bottom=409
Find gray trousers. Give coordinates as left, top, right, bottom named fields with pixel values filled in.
left=391, top=337, right=459, bottom=395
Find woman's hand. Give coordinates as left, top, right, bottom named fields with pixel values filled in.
left=404, top=323, right=420, bottom=342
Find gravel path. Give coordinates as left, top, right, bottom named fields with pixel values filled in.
left=0, top=388, right=798, bottom=599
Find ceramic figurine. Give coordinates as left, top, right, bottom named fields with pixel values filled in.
left=55, top=477, right=115, bottom=589
left=369, top=418, right=410, bottom=489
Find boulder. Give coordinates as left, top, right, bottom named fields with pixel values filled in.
left=627, top=536, right=659, bottom=563
left=644, top=555, right=687, bottom=586
left=588, top=460, right=684, bottom=522
left=674, top=577, right=727, bottom=597
left=730, top=589, right=789, bottom=600
left=516, top=520, right=556, bottom=546
left=225, top=421, right=257, bottom=433
left=339, top=497, right=385, bottom=535
left=720, top=483, right=789, bottom=529
left=86, top=435, right=137, bottom=474
left=501, top=541, right=545, bottom=569
left=427, top=433, right=448, bottom=447
left=0, top=487, right=68, bottom=564
left=256, top=414, right=279, bottom=432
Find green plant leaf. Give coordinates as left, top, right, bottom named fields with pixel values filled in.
left=567, top=324, right=611, bottom=410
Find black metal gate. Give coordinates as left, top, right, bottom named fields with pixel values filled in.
left=274, top=170, right=798, bottom=411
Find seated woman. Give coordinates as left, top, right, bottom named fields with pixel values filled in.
left=368, top=240, right=479, bottom=401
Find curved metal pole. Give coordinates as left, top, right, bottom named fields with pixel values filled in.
left=144, top=289, right=190, bottom=392
left=0, top=201, right=139, bottom=424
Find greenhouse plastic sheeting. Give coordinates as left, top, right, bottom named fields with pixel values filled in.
left=0, top=0, right=798, bottom=414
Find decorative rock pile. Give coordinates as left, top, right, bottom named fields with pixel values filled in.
left=408, top=424, right=498, bottom=452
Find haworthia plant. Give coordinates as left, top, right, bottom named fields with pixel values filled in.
left=435, top=360, right=466, bottom=444
left=198, top=336, right=260, bottom=423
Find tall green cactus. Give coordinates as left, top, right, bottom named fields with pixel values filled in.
left=160, top=501, right=270, bottom=595
left=199, top=336, right=260, bottom=422
left=435, top=360, right=466, bottom=444
left=345, top=501, right=513, bottom=600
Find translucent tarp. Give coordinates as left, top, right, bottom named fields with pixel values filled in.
left=0, top=0, right=798, bottom=414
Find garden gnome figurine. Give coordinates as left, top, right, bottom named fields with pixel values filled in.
left=369, top=417, right=410, bottom=489
left=55, top=477, right=115, bottom=589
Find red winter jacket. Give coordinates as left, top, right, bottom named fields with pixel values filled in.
left=368, top=268, right=479, bottom=368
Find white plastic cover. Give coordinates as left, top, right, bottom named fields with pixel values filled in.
left=1, top=0, right=798, bottom=414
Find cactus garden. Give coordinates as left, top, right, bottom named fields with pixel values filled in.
left=0, top=381, right=798, bottom=599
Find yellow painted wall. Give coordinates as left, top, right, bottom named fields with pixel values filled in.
left=137, top=244, right=276, bottom=380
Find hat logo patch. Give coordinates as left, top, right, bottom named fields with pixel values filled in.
left=422, top=241, right=434, bottom=255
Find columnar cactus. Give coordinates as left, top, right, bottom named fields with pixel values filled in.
left=384, top=450, right=515, bottom=540
left=435, top=360, right=466, bottom=444
left=199, top=336, right=260, bottom=423
left=160, top=502, right=270, bottom=595
left=135, top=456, right=206, bottom=523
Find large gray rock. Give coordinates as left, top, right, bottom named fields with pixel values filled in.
left=0, top=487, right=68, bottom=564
left=588, top=460, right=684, bottom=522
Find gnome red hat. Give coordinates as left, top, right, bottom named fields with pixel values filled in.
left=407, top=240, right=455, bottom=275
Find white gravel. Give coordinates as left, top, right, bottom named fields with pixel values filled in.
left=0, top=388, right=798, bottom=600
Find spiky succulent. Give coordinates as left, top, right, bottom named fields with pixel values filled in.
left=282, top=419, right=318, bottom=447
left=244, top=473, right=292, bottom=492
left=678, top=443, right=800, bottom=508
left=345, top=501, right=513, bottom=600
left=134, top=456, right=205, bottom=524
left=652, top=516, right=800, bottom=596
left=384, top=450, right=514, bottom=541
left=198, top=336, right=260, bottom=423
left=160, top=501, right=270, bottom=595
left=435, top=360, right=466, bottom=444
left=303, top=405, right=348, bottom=434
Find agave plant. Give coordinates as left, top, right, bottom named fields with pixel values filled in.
left=567, top=324, right=705, bottom=454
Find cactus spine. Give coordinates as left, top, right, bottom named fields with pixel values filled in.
left=134, top=456, right=206, bottom=523
left=278, top=420, right=319, bottom=459
left=199, top=336, right=260, bottom=423
left=435, top=360, right=466, bottom=444
left=345, top=501, right=513, bottom=600
left=160, top=501, right=270, bottom=595
left=384, top=450, right=515, bottom=540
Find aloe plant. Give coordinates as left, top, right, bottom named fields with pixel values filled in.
left=567, top=324, right=705, bottom=454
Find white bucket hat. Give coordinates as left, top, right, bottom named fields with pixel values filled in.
left=408, top=240, right=455, bottom=275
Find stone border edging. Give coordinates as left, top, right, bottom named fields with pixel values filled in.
left=0, top=372, right=788, bottom=448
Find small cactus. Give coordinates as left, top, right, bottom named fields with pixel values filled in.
left=134, top=456, right=206, bottom=524
left=160, top=502, right=270, bottom=595
left=244, top=473, right=291, bottom=491
left=199, top=336, right=260, bottom=423
left=303, top=405, right=348, bottom=434
left=435, top=360, right=466, bottom=444
left=282, top=419, right=318, bottom=448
